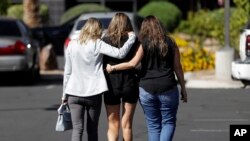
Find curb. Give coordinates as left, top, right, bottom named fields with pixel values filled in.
left=185, top=79, right=244, bottom=89
left=184, top=70, right=244, bottom=89
left=40, top=70, right=64, bottom=75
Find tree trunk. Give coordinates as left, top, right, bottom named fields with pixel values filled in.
left=23, top=0, right=41, bottom=28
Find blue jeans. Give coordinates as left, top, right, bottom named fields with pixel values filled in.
left=139, top=87, right=179, bottom=141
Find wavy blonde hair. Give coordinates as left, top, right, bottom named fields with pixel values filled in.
left=78, top=17, right=102, bottom=44
left=105, top=12, right=133, bottom=47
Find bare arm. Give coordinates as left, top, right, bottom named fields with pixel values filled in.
left=173, top=45, right=187, bottom=103
left=98, top=32, right=136, bottom=59
left=106, top=44, right=144, bottom=73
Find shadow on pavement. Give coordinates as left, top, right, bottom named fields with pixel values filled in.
left=43, top=104, right=61, bottom=111
left=0, top=72, right=63, bottom=86
left=38, top=73, right=63, bottom=86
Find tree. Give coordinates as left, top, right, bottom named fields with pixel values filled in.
left=23, top=0, right=41, bottom=28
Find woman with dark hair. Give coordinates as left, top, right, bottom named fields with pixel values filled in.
left=102, top=12, right=140, bottom=141
left=62, top=17, right=135, bottom=141
left=106, top=15, right=187, bottom=141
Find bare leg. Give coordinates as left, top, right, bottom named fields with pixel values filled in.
left=105, top=104, right=120, bottom=141
left=121, top=102, right=137, bottom=141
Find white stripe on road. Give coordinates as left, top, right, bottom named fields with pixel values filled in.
left=45, top=85, right=55, bottom=89
left=193, top=119, right=249, bottom=122
left=190, top=129, right=228, bottom=132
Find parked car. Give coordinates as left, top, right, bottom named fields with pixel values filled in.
left=63, top=12, right=144, bottom=54
left=31, top=18, right=74, bottom=55
left=0, top=17, right=40, bottom=83
left=231, top=19, right=250, bottom=86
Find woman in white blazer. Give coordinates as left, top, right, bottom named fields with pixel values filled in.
left=61, top=17, right=136, bottom=141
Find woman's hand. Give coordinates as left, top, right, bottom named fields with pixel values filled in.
left=180, top=89, right=187, bottom=103
left=128, top=31, right=135, bottom=37
left=62, top=98, right=68, bottom=104
left=106, top=64, right=112, bottom=73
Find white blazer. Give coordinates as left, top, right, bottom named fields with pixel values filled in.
left=62, top=33, right=136, bottom=99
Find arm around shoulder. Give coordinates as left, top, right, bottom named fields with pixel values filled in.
left=106, top=44, right=144, bottom=73
left=98, top=32, right=136, bottom=59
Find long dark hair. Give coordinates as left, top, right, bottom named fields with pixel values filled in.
left=139, top=15, right=168, bottom=57
left=105, top=12, right=133, bottom=47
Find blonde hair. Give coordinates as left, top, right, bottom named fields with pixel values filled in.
left=78, top=17, right=103, bottom=44
left=106, top=12, right=133, bottom=47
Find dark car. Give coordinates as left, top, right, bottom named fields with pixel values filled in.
left=0, top=17, right=40, bottom=83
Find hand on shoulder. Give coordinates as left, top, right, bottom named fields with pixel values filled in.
left=128, top=31, right=135, bottom=37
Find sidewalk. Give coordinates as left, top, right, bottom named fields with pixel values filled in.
left=40, top=69, right=246, bottom=89
left=184, top=70, right=245, bottom=89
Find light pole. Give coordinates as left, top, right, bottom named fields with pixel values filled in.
left=133, top=0, right=137, bottom=14
left=215, top=0, right=235, bottom=80
left=100, top=0, right=105, bottom=6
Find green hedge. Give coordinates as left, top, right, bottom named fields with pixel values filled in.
left=60, top=4, right=111, bottom=24
left=7, top=4, right=49, bottom=24
left=176, top=9, right=225, bottom=42
left=176, top=0, right=250, bottom=51
left=0, top=0, right=10, bottom=15
left=138, top=1, right=182, bottom=32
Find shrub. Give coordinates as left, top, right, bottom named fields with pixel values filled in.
left=138, top=1, right=182, bottom=32
left=176, top=9, right=225, bottom=42
left=176, top=0, right=250, bottom=51
left=7, top=5, right=23, bottom=19
left=0, top=0, right=10, bottom=15
left=7, top=4, right=49, bottom=24
left=230, top=0, right=250, bottom=50
left=60, top=4, right=111, bottom=24
left=172, top=34, right=215, bottom=72
left=39, top=4, right=49, bottom=23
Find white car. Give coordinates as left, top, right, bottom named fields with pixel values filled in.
left=231, top=20, right=250, bottom=85
left=63, top=12, right=143, bottom=55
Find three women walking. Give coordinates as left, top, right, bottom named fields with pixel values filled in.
left=62, top=12, right=187, bottom=141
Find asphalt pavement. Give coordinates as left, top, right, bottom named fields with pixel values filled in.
left=1, top=56, right=249, bottom=141
left=0, top=80, right=249, bottom=141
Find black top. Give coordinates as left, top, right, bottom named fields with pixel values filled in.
left=139, top=36, right=177, bottom=94
left=103, top=35, right=139, bottom=90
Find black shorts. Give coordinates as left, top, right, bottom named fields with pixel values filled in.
left=104, top=86, right=139, bottom=105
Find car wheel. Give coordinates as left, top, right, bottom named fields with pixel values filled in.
left=241, top=80, right=250, bottom=86
left=24, top=64, right=40, bottom=85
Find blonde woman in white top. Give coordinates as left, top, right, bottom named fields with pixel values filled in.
left=62, top=17, right=136, bottom=141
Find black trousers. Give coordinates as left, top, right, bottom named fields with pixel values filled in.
left=68, top=94, right=102, bottom=141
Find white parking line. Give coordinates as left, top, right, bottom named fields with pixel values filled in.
left=193, top=119, right=249, bottom=122
left=45, top=85, right=55, bottom=89
left=190, top=129, right=228, bottom=132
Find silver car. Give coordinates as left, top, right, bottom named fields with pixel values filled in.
left=64, top=12, right=143, bottom=52
left=0, top=17, right=40, bottom=83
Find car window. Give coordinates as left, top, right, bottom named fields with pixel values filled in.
left=0, top=21, right=22, bottom=37
left=76, top=18, right=112, bottom=30
left=135, top=15, right=144, bottom=30
left=132, top=15, right=144, bottom=35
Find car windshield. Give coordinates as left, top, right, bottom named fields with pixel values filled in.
left=0, top=21, right=21, bottom=37
left=76, top=18, right=111, bottom=31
